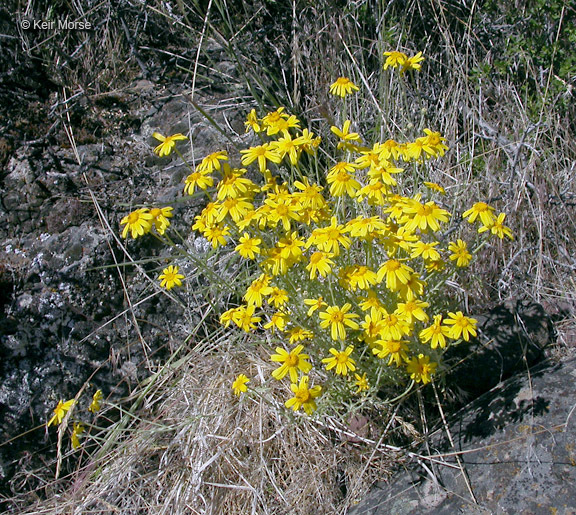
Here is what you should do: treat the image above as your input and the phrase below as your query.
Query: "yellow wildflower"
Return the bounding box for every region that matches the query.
[419,314,451,349]
[232,374,250,396]
[120,208,153,239]
[319,303,360,341]
[159,265,185,290]
[88,389,103,413]
[406,354,437,384]
[271,344,312,382]
[71,422,84,449]
[152,132,187,157]
[354,373,369,393]
[197,151,228,174]
[47,399,75,427]
[462,202,496,226]
[373,339,409,367]
[448,239,472,267]
[443,311,478,341]
[478,213,513,240]
[149,206,173,235]
[322,345,356,376]
[285,376,322,415]
[329,77,360,98]
[383,50,407,70]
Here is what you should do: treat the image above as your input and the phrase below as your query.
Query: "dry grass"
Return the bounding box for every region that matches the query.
[27,344,405,514]
[5,0,576,513]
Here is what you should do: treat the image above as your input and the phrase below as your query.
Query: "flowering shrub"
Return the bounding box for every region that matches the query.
[121,53,512,416]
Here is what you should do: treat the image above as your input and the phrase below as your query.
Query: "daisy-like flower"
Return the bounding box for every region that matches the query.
[373,339,409,367]
[244,274,273,306]
[263,311,290,333]
[271,344,312,382]
[330,120,362,148]
[88,389,103,413]
[184,170,214,195]
[419,314,451,349]
[152,132,187,157]
[159,265,185,290]
[304,296,327,317]
[422,129,448,157]
[399,273,426,302]
[403,200,450,232]
[410,241,441,261]
[285,376,322,415]
[268,287,289,308]
[327,167,361,197]
[448,239,472,267]
[264,196,301,232]
[149,206,173,235]
[329,77,360,98]
[424,181,445,193]
[406,354,437,384]
[379,311,411,341]
[219,306,242,328]
[203,223,230,248]
[293,178,326,210]
[354,373,369,393]
[377,259,414,291]
[120,208,153,239]
[235,234,261,260]
[287,327,314,344]
[478,213,513,240]
[311,216,352,256]
[232,374,250,396]
[322,345,356,376]
[216,166,255,200]
[395,299,430,324]
[233,304,261,332]
[347,265,379,291]
[462,202,496,226]
[71,422,84,449]
[197,150,228,174]
[47,399,75,427]
[306,251,335,280]
[359,290,386,319]
[383,50,407,70]
[443,311,477,341]
[400,52,424,74]
[245,109,261,133]
[319,303,360,341]
[240,143,282,173]
[270,134,301,165]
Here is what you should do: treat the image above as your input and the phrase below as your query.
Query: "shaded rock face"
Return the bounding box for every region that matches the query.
[0,69,247,502]
[443,299,554,402]
[350,357,576,514]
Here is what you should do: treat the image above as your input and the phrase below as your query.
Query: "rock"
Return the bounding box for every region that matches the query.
[349,356,576,514]
[0,72,249,505]
[443,299,554,401]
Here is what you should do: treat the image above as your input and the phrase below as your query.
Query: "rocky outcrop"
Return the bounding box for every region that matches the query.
[350,355,576,514]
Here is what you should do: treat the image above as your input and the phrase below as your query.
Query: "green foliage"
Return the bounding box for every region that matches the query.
[472,0,575,118]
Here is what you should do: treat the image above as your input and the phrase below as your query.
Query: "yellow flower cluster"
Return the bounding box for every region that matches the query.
[173,100,511,415]
[133,54,513,415]
[120,206,173,239]
[46,389,103,451]
[383,50,425,73]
